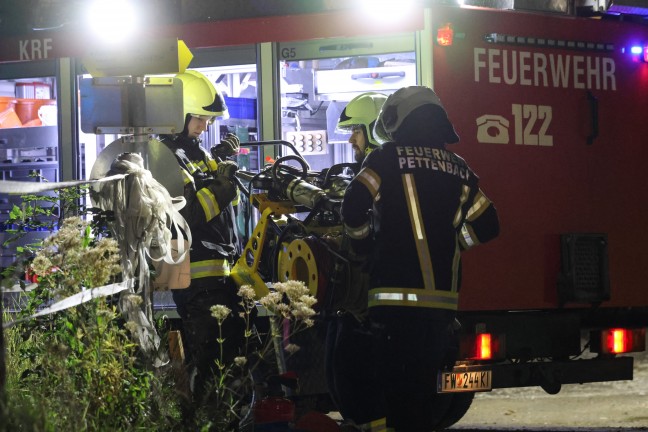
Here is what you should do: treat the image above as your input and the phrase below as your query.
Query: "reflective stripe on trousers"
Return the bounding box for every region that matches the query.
[368,287,458,310]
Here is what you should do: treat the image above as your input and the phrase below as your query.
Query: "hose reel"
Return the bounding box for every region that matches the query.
[277,236,334,309]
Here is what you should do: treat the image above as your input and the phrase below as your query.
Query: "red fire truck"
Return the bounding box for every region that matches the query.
[1,1,647,427]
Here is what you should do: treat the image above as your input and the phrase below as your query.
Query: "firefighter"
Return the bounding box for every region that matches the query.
[326,91,388,427]
[340,86,500,431]
[336,91,389,166]
[158,70,246,411]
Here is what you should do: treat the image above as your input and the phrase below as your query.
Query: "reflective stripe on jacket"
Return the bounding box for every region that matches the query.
[190,259,231,278]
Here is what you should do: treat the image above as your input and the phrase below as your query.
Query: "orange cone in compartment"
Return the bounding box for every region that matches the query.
[0,107,22,128]
[0,96,16,112]
[14,98,56,125]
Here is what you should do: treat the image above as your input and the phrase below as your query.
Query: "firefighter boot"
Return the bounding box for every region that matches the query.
[359,417,388,431]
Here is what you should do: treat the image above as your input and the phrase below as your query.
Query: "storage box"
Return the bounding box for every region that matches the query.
[224,97,257,120]
[15,82,52,99]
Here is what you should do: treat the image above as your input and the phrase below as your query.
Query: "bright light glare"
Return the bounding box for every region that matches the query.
[358,0,416,24]
[86,0,137,44]
[630,45,643,55]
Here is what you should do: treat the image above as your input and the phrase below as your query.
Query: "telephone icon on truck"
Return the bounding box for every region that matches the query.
[476,114,509,144]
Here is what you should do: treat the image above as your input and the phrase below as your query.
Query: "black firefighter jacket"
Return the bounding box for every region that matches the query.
[161,135,240,288]
[341,141,500,315]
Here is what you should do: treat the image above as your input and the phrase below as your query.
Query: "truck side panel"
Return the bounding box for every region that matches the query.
[431,6,648,311]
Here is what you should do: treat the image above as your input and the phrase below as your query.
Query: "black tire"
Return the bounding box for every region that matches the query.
[433,392,475,431]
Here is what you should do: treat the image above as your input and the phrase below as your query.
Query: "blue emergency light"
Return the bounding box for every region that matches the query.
[630,45,643,54]
[621,44,648,62]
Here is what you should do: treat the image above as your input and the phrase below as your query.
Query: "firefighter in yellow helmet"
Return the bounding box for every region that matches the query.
[341,86,500,431]
[336,91,388,166]
[159,70,247,418]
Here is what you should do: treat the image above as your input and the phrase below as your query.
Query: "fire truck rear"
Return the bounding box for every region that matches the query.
[424,3,648,415]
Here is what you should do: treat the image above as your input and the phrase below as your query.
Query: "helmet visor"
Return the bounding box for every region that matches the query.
[190,114,215,124]
[334,122,358,135]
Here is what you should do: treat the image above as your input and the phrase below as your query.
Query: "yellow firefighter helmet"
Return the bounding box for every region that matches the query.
[175,70,229,120]
[336,92,388,147]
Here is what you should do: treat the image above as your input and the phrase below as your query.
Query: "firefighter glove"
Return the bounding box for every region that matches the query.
[211,133,241,159]
[208,177,237,210]
[216,160,239,179]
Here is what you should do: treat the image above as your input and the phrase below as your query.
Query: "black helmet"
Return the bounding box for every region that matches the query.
[373,86,459,145]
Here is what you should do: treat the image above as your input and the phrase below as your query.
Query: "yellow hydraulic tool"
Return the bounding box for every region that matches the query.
[231,206,275,298]
[231,192,297,298]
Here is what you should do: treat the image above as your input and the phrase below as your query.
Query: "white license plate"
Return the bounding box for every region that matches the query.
[438,370,492,393]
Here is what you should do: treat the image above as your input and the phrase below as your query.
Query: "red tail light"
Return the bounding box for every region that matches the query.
[610,329,628,353]
[592,328,646,354]
[460,332,504,360]
[477,333,492,360]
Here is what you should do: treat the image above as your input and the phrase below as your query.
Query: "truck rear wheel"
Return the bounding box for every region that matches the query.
[433,392,475,431]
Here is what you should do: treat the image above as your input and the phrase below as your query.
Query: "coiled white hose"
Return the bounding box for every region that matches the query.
[95,152,191,367]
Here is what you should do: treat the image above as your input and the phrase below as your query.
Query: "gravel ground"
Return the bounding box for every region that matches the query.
[450,349,648,431]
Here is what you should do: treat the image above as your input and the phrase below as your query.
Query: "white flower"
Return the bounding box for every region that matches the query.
[284,343,300,354]
[273,303,291,318]
[298,295,317,308]
[273,280,310,302]
[258,280,318,321]
[210,304,232,321]
[291,303,315,320]
[259,292,282,308]
[237,285,257,301]
[234,356,247,367]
